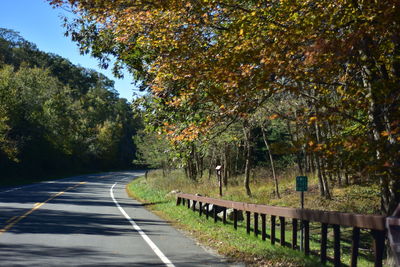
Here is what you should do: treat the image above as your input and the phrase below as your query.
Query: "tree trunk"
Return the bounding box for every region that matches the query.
[187,144,197,181]
[315,153,325,197]
[336,167,342,187]
[262,127,280,198]
[314,108,331,199]
[223,142,229,187]
[344,168,350,186]
[360,36,400,215]
[287,119,304,175]
[243,121,252,197]
[234,142,241,175]
[208,148,215,180]
[304,150,310,173]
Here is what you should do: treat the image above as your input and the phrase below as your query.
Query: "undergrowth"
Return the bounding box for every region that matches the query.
[143,168,380,214]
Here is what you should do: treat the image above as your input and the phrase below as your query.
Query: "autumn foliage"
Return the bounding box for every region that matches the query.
[49,0,400,214]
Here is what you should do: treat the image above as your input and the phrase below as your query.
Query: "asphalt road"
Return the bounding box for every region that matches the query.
[0,171,240,266]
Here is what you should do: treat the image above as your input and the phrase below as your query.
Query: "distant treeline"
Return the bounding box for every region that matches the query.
[0,28,140,180]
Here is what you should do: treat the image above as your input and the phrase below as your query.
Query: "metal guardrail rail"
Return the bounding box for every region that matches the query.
[177,193,387,267]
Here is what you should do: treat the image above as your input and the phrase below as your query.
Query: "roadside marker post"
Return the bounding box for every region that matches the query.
[216,165,223,196]
[296,176,308,251]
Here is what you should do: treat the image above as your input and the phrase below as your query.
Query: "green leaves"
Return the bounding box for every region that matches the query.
[0,30,139,177]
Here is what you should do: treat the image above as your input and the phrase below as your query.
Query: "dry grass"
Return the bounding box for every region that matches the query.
[145,167,381,215]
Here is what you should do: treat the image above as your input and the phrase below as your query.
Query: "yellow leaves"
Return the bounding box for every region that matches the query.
[239,28,244,36]
[336,85,345,95]
[308,116,317,124]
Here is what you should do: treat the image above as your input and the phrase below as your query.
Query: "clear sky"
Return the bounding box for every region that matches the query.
[0,0,139,101]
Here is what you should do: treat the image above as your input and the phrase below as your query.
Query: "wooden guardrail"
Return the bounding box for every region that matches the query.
[387,204,400,267]
[176,193,387,267]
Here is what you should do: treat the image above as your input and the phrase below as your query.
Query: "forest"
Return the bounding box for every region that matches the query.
[0,28,140,182]
[4,0,388,217]
[48,0,400,215]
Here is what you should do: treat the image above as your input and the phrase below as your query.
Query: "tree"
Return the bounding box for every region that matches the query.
[0,29,139,179]
[49,0,400,214]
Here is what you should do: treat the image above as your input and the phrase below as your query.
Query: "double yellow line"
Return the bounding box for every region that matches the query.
[0,181,87,235]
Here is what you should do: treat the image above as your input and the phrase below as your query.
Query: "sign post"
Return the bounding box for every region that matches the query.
[296,176,308,251]
[216,165,223,196]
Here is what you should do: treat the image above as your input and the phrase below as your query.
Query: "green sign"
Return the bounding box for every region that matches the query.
[296,176,308,192]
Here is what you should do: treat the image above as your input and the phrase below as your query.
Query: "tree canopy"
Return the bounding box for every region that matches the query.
[49,0,400,214]
[0,28,139,180]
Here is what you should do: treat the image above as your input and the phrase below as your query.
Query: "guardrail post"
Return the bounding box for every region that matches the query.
[280,217,285,246]
[321,223,328,264]
[333,224,341,267]
[192,200,196,211]
[372,230,385,267]
[261,214,266,241]
[304,221,310,255]
[350,227,360,267]
[176,192,387,267]
[234,209,238,230]
[292,219,298,249]
[271,215,276,245]
[246,211,251,234]
[254,213,259,237]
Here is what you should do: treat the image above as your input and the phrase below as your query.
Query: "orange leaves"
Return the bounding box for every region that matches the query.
[307,140,327,152]
[269,114,279,120]
[164,120,213,144]
[381,131,390,137]
[240,64,255,77]
[50,0,400,186]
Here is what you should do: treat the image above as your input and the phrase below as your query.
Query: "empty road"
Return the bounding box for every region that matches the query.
[0,171,238,266]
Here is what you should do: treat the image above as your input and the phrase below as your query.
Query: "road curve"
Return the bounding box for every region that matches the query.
[0,171,240,266]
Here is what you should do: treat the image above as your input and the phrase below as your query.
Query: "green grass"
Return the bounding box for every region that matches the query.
[126,170,383,266]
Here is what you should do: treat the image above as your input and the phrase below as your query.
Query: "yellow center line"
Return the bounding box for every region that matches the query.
[0,181,87,236]
[5,216,18,224]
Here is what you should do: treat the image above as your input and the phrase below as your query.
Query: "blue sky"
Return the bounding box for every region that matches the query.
[0,0,139,101]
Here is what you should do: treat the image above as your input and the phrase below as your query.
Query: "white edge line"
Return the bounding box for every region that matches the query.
[110,183,175,267]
